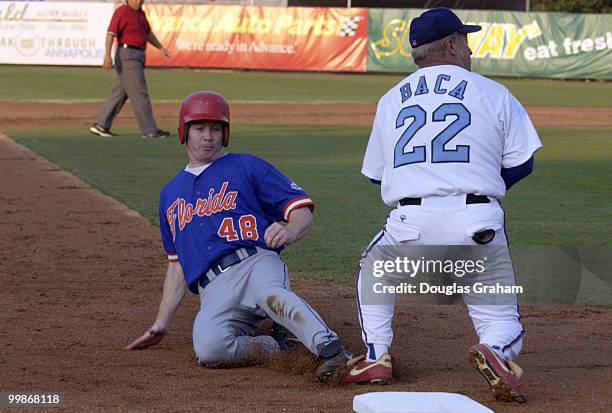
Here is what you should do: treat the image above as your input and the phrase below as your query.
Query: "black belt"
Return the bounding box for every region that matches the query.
[198,246,258,289]
[120,43,145,51]
[399,194,491,206]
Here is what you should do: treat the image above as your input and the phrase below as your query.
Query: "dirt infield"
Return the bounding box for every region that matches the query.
[1,100,612,130]
[1,100,611,412]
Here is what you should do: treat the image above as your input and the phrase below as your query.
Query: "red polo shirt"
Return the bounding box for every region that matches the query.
[107,4,151,49]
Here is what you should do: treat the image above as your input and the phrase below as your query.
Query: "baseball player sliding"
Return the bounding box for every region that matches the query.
[126,91,350,380]
[345,8,542,403]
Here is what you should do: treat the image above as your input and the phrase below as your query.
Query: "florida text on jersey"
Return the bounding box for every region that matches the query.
[158,153,314,293]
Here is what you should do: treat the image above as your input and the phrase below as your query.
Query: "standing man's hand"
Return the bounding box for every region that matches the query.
[147,32,171,59]
[102,54,113,70]
[102,34,114,70]
[161,47,172,59]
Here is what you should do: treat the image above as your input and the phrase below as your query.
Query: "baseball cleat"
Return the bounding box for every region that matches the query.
[269,322,300,352]
[468,344,527,403]
[314,339,352,381]
[344,353,392,384]
[89,124,116,138]
[142,129,170,139]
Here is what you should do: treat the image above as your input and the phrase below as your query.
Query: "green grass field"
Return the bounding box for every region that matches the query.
[2,65,612,106]
[3,66,611,304]
[8,126,612,288]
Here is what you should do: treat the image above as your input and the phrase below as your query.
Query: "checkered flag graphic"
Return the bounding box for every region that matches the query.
[339,16,362,37]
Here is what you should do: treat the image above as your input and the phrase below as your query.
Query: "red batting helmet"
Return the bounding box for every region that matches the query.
[178,91,230,145]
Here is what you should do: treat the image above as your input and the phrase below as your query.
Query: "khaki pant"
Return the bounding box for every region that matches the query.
[95,47,158,134]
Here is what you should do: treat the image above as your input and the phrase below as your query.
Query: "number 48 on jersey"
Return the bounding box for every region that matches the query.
[218,215,259,241]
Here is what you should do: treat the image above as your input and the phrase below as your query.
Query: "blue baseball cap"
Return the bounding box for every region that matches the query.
[409,8,481,48]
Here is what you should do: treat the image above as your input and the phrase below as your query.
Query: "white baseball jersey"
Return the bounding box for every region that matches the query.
[362,64,542,206]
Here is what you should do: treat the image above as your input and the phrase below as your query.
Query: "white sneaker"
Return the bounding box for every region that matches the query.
[89,124,116,138]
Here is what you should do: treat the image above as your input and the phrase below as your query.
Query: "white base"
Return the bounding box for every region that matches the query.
[353,392,493,413]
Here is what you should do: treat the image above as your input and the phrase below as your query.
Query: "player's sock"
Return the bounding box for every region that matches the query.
[489,344,509,361]
[367,344,389,361]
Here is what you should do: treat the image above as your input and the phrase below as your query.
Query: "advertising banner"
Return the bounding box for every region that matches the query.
[0,1,114,65]
[144,5,368,72]
[368,9,612,79]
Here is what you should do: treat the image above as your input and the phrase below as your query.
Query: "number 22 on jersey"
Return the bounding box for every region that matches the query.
[218,215,259,241]
[394,102,471,167]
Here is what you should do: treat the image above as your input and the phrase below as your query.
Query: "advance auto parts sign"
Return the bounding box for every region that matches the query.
[368,9,612,79]
[0,1,114,65]
[145,5,368,72]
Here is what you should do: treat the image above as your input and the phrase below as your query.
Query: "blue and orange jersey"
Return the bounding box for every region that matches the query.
[158,153,314,293]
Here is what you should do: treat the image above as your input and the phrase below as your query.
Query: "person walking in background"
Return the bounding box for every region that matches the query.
[89,0,171,139]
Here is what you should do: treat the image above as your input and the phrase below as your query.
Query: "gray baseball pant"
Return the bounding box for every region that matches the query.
[193,248,338,365]
[95,47,158,134]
